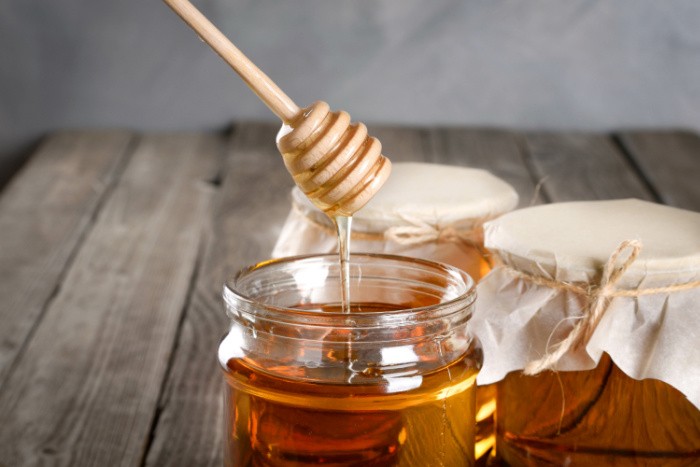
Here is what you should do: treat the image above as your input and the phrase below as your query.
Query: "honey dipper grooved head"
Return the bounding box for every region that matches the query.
[276,101,392,217]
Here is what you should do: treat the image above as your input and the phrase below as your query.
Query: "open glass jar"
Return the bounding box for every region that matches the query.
[219,254,481,466]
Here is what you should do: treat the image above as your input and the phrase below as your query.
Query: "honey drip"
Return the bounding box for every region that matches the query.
[333,215,352,314]
[496,353,700,466]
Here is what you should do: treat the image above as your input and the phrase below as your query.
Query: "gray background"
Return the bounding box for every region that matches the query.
[2,0,700,180]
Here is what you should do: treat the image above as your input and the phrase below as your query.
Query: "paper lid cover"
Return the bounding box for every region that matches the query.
[293,162,518,232]
[484,199,700,283]
[474,198,700,408]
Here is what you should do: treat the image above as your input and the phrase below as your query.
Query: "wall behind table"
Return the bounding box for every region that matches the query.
[2,0,699,184]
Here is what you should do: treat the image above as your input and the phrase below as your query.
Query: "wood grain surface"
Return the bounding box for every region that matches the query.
[0,133,219,466]
[431,128,540,206]
[524,133,654,203]
[0,127,696,466]
[617,130,700,210]
[370,126,434,164]
[0,131,133,386]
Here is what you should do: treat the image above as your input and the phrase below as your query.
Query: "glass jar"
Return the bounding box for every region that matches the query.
[219,253,481,466]
[472,199,700,466]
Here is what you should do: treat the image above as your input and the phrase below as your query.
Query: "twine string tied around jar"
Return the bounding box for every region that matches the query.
[376,214,494,266]
[384,214,483,245]
[504,239,700,375]
[293,200,493,264]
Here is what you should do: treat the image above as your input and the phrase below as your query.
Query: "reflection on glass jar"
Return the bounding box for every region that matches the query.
[220,254,482,466]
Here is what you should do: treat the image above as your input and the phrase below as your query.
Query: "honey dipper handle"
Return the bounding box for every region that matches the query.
[164,0,300,122]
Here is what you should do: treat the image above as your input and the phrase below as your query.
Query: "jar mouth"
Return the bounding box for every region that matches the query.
[223,253,475,329]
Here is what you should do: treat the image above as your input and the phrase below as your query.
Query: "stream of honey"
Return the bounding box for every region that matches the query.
[333,215,352,315]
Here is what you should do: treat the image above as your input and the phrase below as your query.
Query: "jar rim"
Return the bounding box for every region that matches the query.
[223,253,475,328]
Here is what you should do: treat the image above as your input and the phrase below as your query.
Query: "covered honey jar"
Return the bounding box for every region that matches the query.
[473,199,700,466]
[273,162,519,283]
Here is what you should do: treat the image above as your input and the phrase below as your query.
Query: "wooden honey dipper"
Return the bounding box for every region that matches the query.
[164,0,391,216]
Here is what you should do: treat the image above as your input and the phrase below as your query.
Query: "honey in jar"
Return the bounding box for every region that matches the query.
[497,354,700,465]
[220,254,482,466]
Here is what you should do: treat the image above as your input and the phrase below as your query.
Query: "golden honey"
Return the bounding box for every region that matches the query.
[496,354,700,466]
[224,349,477,466]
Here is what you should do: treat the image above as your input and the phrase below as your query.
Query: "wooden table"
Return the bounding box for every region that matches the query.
[0,125,698,466]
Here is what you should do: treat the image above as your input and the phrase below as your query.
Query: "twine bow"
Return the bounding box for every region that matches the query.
[518,239,700,375]
[383,214,493,267]
[384,215,483,246]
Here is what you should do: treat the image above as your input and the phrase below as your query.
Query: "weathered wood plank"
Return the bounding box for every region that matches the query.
[0,131,133,385]
[144,123,293,466]
[524,133,654,202]
[430,128,542,206]
[0,133,221,467]
[370,125,433,163]
[616,130,700,210]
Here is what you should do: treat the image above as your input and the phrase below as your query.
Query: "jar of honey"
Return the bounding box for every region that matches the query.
[473,199,700,466]
[219,253,482,466]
